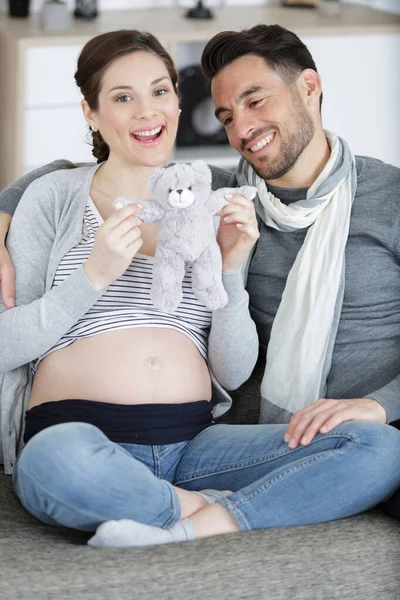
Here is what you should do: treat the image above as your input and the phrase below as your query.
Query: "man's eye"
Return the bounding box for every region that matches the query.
[154,89,167,96]
[224,116,233,126]
[250,99,262,108]
[116,95,132,103]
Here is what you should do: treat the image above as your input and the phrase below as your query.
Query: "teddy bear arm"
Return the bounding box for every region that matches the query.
[205,189,231,214]
[139,200,164,223]
[207,186,258,214]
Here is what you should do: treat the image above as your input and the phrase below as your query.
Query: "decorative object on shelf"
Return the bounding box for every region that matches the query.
[8,0,31,18]
[183,1,214,20]
[41,0,72,30]
[74,0,98,20]
[177,65,229,148]
[282,0,320,6]
[318,0,340,16]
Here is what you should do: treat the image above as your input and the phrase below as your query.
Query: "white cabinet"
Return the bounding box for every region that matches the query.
[25,45,82,107]
[23,44,94,171]
[24,107,93,168]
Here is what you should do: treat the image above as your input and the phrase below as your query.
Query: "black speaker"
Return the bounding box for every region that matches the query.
[176,64,229,148]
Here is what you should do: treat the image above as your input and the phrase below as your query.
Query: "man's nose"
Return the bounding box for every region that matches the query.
[233,113,256,141]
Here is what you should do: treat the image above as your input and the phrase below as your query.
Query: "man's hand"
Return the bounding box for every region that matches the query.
[284,397,387,449]
[217,193,259,273]
[0,243,15,308]
[0,213,15,308]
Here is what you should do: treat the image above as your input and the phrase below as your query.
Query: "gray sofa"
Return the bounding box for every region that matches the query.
[1,366,400,600]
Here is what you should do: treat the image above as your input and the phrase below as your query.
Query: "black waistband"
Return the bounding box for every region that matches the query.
[24,399,214,446]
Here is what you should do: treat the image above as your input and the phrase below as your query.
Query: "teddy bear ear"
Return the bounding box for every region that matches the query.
[148,167,166,192]
[191,160,212,183]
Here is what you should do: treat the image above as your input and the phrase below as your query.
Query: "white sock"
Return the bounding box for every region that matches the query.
[88,518,196,548]
[193,489,233,504]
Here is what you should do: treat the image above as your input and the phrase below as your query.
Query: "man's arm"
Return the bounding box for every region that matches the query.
[0,160,75,217]
[0,160,76,307]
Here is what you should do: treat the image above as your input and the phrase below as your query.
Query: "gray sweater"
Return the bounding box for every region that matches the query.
[0,164,258,474]
[247,156,400,425]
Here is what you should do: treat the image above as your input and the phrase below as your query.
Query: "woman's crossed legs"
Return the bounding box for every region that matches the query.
[13,420,400,546]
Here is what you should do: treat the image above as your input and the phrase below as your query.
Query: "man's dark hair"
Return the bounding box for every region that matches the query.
[201,24,322,108]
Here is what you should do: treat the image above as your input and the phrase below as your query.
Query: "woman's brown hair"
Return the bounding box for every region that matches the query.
[74,30,179,162]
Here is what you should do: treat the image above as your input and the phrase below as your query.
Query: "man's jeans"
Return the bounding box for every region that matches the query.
[13,421,400,532]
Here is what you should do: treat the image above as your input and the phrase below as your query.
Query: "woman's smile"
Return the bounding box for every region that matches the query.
[130,124,166,147]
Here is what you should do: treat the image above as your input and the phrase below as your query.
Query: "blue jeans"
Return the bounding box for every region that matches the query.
[13,421,400,532]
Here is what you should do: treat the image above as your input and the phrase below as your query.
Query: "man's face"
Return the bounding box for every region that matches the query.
[211,55,315,182]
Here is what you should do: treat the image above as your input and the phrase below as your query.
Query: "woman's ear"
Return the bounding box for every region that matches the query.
[81,99,98,131]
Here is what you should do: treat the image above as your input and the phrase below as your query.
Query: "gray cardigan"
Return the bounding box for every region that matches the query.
[0,164,258,474]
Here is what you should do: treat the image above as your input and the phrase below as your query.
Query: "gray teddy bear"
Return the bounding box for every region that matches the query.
[113,160,256,313]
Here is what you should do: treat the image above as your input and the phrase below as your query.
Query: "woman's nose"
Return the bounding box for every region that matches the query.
[135,99,157,119]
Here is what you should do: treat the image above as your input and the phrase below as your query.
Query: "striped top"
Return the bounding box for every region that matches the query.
[35,198,212,369]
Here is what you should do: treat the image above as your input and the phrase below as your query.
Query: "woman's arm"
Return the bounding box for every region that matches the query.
[0,161,76,308]
[0,161,76,217]
[0,176,104,372]
[208,191,260,389]
[208,270,258,390]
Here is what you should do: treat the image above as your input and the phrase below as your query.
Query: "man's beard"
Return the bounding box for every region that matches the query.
[245,90,314,182]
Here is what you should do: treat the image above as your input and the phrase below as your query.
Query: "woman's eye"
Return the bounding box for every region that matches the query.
[116,95,132,103]
[154,89,168,97]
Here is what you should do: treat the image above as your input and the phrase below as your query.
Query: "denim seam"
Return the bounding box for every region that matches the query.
[153,445,162,479]
[160,482,181,529]
[175,432,355,484]
[230,450,340,509]
[217,497,251,531]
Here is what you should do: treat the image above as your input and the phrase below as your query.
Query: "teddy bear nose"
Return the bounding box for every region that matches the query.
[176,189,183,195]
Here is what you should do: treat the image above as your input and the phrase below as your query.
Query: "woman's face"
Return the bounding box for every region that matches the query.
[83,50,180,167]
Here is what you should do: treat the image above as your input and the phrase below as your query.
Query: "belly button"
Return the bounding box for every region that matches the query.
[147,356,162,371]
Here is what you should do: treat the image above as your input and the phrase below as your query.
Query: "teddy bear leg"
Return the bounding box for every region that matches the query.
[191,243,228,311]
[151,247,186,313]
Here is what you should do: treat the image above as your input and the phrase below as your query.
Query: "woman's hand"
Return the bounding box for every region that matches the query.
[217,193,259,273]
[84,204,143,290]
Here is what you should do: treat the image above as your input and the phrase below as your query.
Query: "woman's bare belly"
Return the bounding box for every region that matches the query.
[28,328,212,410]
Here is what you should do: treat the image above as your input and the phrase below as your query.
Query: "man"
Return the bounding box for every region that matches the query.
[201,24,400,519]
[0,24,399,522]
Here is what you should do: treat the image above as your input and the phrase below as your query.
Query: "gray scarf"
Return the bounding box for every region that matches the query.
[237,132,357,423]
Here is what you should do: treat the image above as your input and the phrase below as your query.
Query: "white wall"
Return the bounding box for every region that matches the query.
[1,0,400,15]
